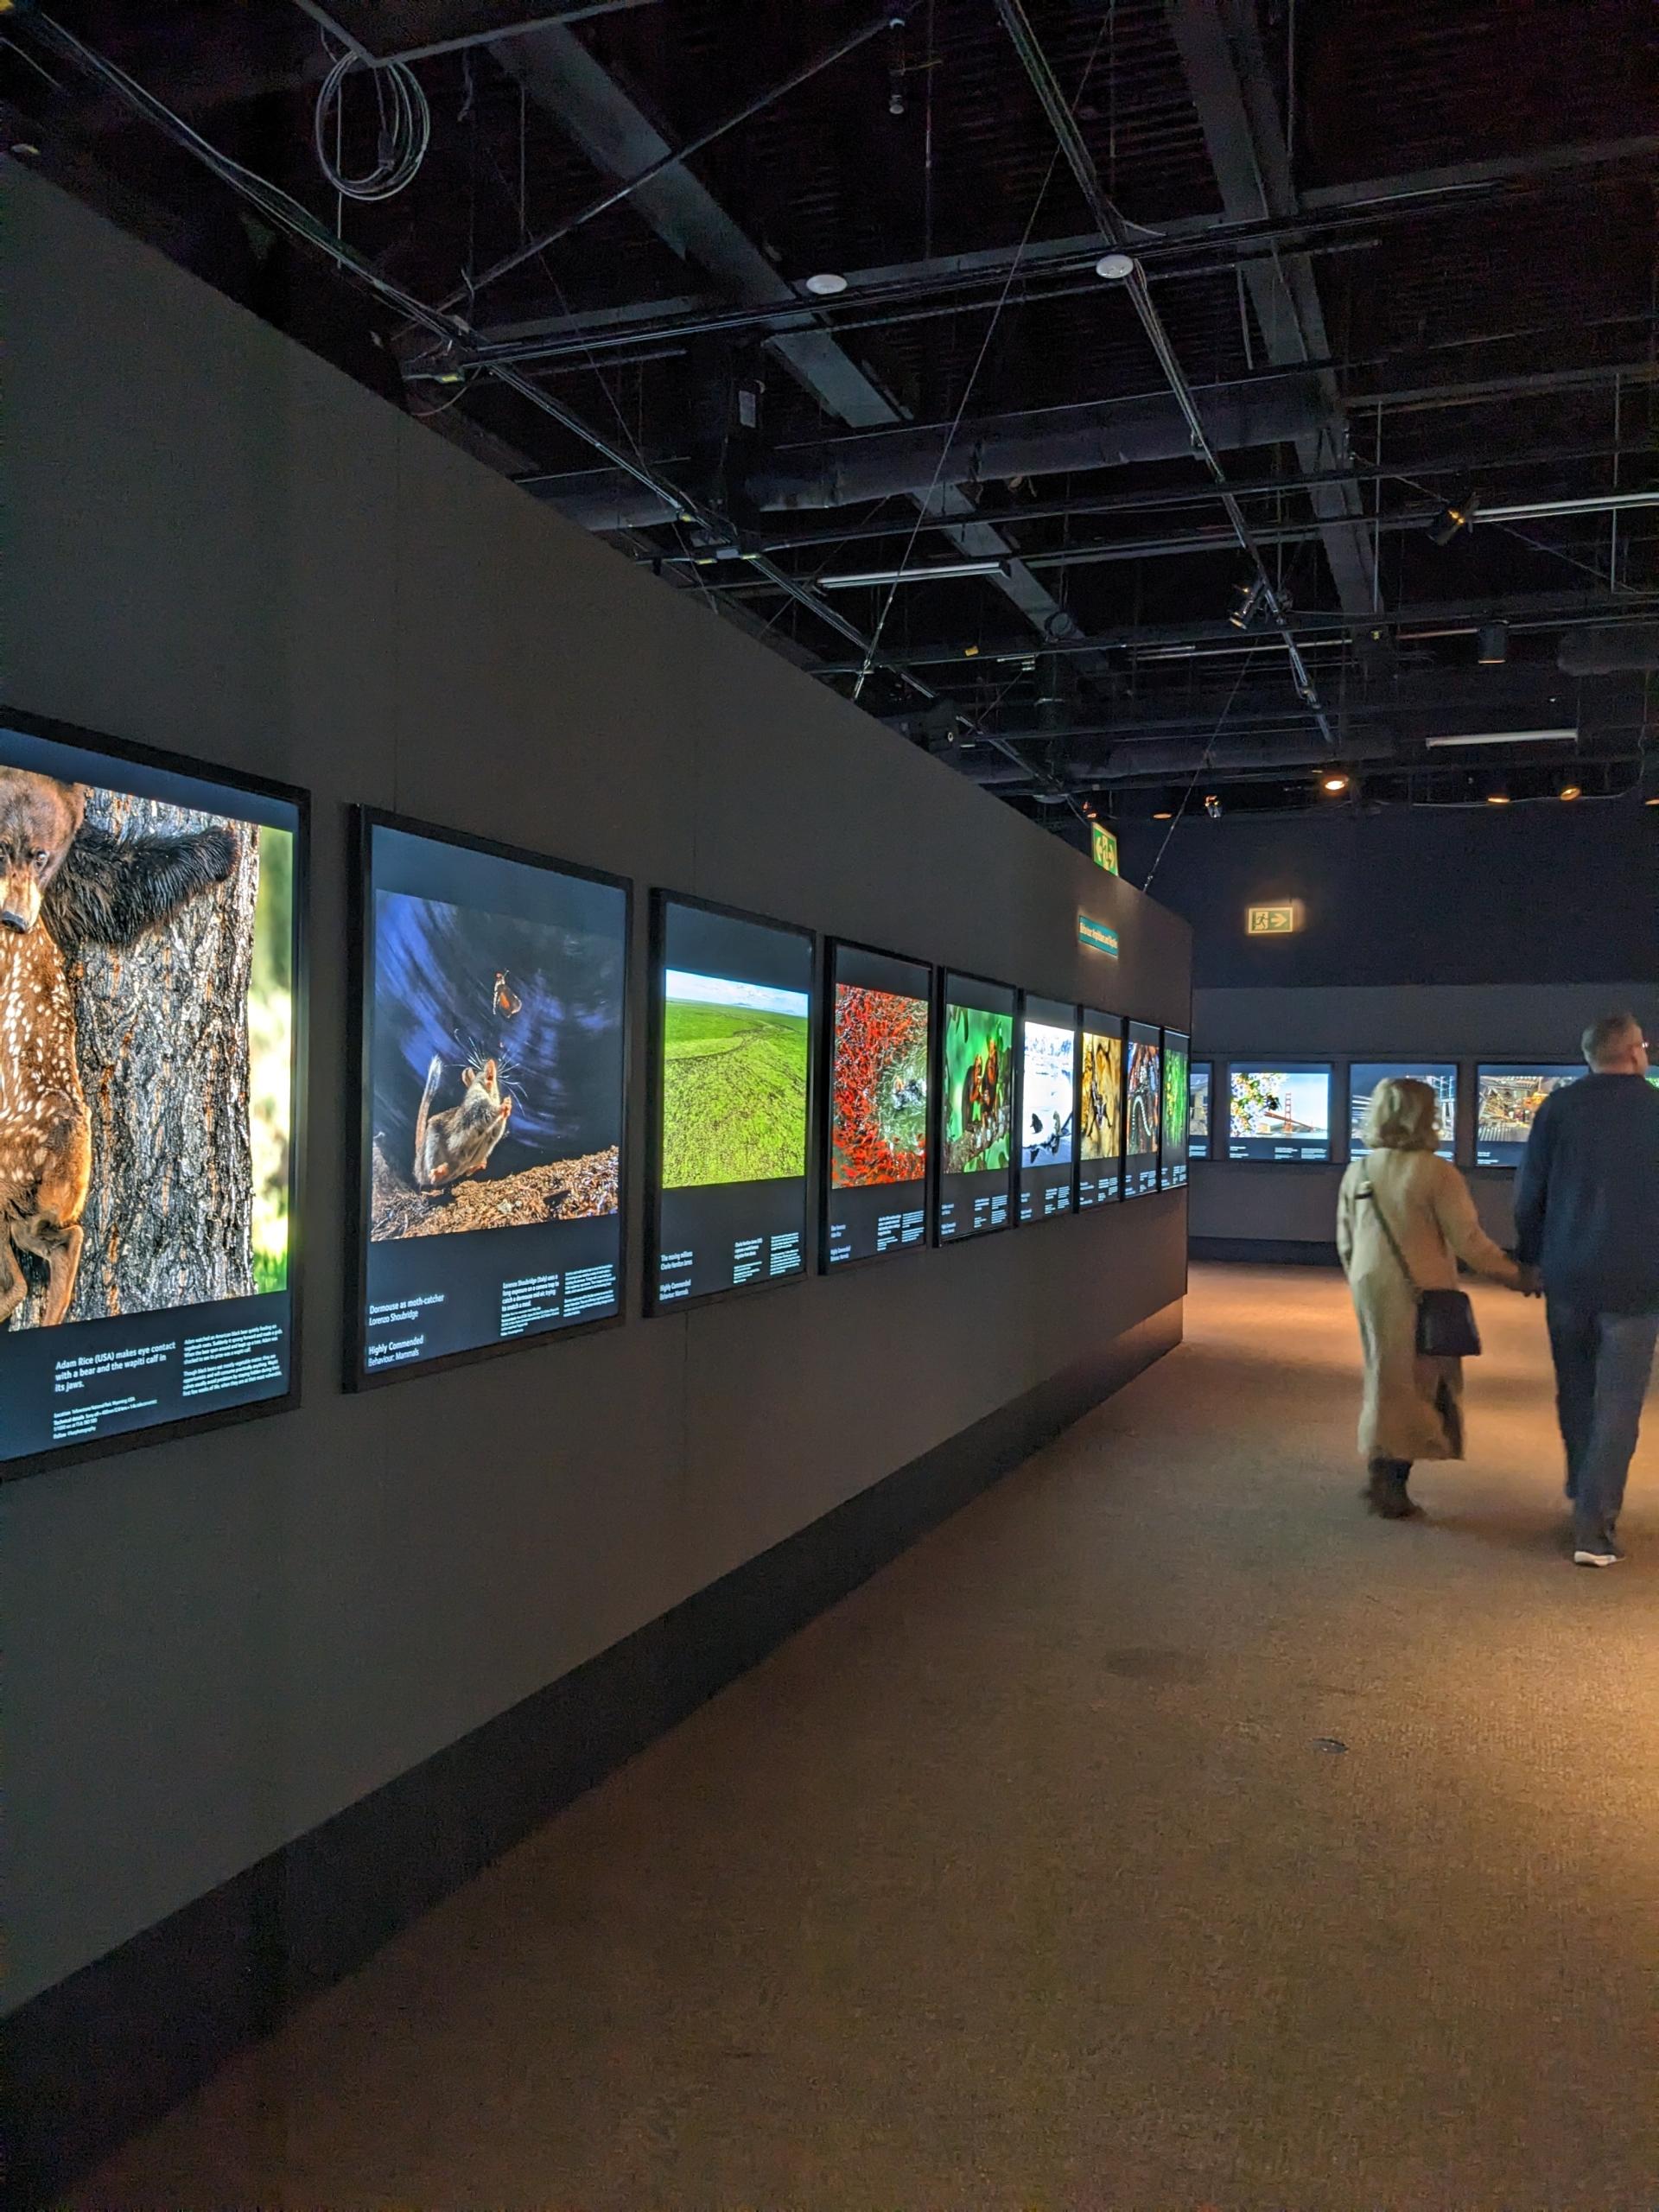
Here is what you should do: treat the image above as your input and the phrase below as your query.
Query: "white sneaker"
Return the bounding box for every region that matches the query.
[1573,1545,1621,1568]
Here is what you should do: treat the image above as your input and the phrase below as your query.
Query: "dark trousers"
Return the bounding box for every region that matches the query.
[1545,1300,1659,1546]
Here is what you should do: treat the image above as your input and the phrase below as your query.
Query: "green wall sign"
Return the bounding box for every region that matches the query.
[1090,823,1119,874]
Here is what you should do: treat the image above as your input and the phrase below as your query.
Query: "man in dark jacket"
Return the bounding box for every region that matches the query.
[1515,1014,1659,1567]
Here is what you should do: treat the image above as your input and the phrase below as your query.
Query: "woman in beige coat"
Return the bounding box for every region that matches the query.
[1337,1077,1529,1517]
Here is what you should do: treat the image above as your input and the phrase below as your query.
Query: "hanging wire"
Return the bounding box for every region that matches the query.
[313,41,431,205]
[1139,655,1255,895]
[850,10,1119,704]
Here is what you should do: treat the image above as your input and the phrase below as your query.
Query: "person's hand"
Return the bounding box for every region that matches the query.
[1516,1263,1543,1298]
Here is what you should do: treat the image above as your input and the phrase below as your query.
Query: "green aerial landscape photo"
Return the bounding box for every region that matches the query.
[661,971,810,1187]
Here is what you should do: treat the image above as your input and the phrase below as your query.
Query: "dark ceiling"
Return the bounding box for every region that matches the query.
[8,0,1657,835]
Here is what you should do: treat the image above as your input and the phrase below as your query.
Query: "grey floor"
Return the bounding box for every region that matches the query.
[75,1265,1659,2209]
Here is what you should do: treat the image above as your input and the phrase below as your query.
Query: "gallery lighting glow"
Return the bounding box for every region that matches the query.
[1486,787,1511,805]
[820,559,1007,589]
[1424,728,1577,749]
[1320,772,1350,793]
[1558,782,1583,801]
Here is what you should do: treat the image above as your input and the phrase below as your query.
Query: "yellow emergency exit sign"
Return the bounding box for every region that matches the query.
[1247,901,1301,936]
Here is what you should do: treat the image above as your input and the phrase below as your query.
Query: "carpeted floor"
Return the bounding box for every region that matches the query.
[73,1264,1659,2210]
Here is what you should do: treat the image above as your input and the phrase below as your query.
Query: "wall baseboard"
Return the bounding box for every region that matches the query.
[0,1299,1179,2207]
[1190,1237,1342,1266]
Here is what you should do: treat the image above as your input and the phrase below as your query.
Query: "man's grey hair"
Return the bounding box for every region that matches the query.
[1581,1012,1641,1068]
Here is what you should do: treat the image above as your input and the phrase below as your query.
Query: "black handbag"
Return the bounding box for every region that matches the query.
[1360,1182,1483,1358]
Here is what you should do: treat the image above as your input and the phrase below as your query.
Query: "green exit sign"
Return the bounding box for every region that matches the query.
[1247,901,1301,936]
[1077,914,1120,957]
[1090,823,1119,874]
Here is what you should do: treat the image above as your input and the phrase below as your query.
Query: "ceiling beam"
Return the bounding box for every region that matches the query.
[489,22,1089,650]
[1166,0,1376,616]
[467,133,1659,365]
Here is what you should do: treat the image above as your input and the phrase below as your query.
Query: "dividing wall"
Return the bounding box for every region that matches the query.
[1120,808,1657,1260]
[0,167,1189,2192]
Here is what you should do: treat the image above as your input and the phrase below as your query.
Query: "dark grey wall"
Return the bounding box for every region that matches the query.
[0,170,1189,2012]
[1188,983,1658,1251]
[1117,804,1658,991]
[1112,749,1656,1254]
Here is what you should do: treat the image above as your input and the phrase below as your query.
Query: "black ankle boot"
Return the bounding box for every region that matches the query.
[1364,1459,1420,1518]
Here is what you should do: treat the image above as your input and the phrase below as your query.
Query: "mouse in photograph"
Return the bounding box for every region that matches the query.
[413,1055,512,1192]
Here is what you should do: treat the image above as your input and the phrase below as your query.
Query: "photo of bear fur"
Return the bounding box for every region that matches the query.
[369,885,624,1242]
[0,760,293,1332]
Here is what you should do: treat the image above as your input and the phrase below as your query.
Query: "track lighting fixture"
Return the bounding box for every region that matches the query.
[1559,781,1583,802]
[1204,793,1222,819]
[1320,772,1350,794]
[1477,619,1509,664]
[1228,576,1268,631]
[1485,781,1510,805]
[1427,490,1478,546]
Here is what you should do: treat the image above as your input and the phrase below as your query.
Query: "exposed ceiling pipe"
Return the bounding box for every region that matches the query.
[972,733,1398,785]
[523,373,1330,529]
[990,0,1334,746]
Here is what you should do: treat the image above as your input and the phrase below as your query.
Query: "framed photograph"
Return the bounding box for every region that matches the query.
[1016,994,1079,1223]
[648,892,815,1308]
[1,708,306,1474]
[1077,1014,1124,1206]
[350,811,628,1386]
[934,971,1017,1243]
[823,940,931,1268]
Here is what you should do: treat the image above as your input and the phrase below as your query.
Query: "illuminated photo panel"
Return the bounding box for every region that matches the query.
[1124,1021,1162,1197]
[826,943,930,1265]
[1018,995,1078,1222]
[936,973,1015,1243]
[1474,1063,1581,1168]
[1228,1063,1333,1161]
[1189,1062,1211,1160]
[1161,1030,1191,1189]
[1077,1016,1123,1206]
[652,897,812,1304]
[356,817,626,1381]
[1349,1062,1458,1161]
[2,713,302,1470]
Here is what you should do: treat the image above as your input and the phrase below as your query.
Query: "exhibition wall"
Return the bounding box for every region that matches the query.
[0,153,1189,2147]
[1115,806,1657,1258]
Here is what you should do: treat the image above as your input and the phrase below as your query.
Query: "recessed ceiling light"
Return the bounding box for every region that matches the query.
[802,271,849,297]
[1095,251,1136,282]
[1559,782,1583,801]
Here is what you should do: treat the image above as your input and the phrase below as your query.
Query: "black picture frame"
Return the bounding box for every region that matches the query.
[645,887,817,1314]
[1123,1019,1164,1198]
[1470,1058,1585,1172]
[931,966,1019,1247]
[346,806,632,1391]
[1077,1008,1126,1207]
[1344,1058,1461,1165]
[1187,1058,1213,1162]
[1015,991,1082,1225]
[0,703,310,1480]
[1223,1058,1337,1164]
[819,936,933,1274]
[1160,1027,1192,1190]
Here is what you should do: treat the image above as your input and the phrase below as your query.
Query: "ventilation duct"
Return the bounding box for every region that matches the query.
[971,732,1395,787]
[523,372,1329,531]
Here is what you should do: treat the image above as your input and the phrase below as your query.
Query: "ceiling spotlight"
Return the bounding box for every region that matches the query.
[1228,576,1268,631]
[1427,489,1478,546]
[1486,782,1511,805]
[1477,619,1509,664]
[1204,792,1223,819]
[802,271,849,297]
[1559,781,1583,801]
[1095,251,1136,282]
[1320,772,1350,794]
[1153,809,1173,821]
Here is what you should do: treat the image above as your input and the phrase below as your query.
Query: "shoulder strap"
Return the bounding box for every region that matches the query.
[1358,1178,1420,1294]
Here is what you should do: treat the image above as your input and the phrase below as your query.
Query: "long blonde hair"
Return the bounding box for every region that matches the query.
[1363,1076,1441,1152]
